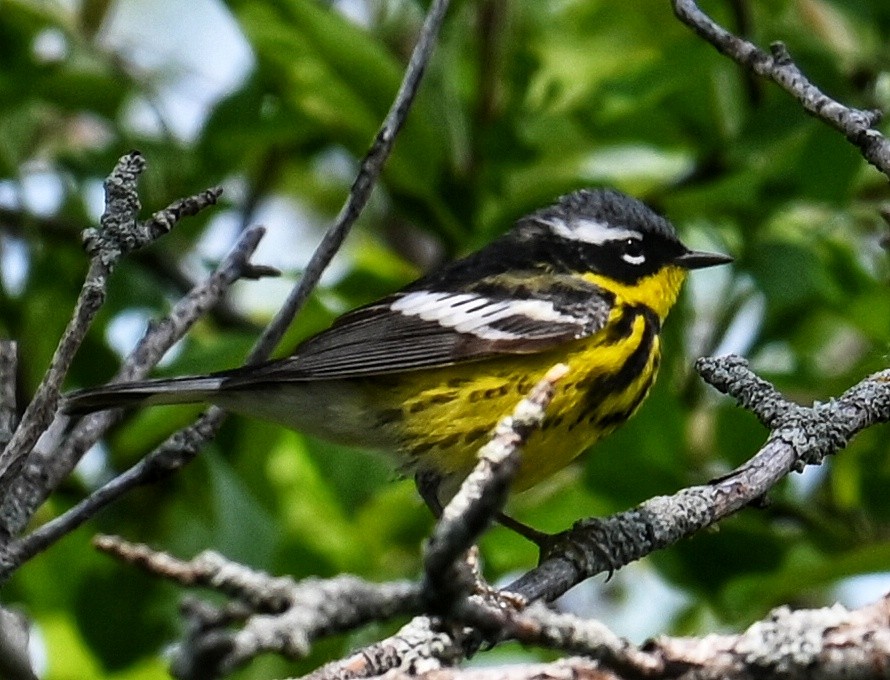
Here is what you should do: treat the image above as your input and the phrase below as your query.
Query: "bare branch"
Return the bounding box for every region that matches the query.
[357,659,617,680]
[296,585,890,680]
[0,226,272,558]
[671,0,890,177]
[89,364,565,677]
[0,409,221,580]
[0,226,273,542]
[85,352,890,678]
[307,594,890,680]
[0,204,266,332]
[649,596,890,680]
[449,601,661,679]
[92,535,422,680]
[0,152,221,499]
[82,152,222,263]
[290,616,468,680]
[0,0,455,575]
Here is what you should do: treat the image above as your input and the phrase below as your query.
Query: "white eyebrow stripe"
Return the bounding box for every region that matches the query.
[545,217,642,245]
[390,291,580,340]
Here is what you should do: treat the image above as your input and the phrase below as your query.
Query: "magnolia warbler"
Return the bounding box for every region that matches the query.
[64,189,731,528]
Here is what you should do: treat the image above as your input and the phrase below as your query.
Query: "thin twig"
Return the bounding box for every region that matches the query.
[672,0,890,177]
[245,0,451,364]
[422,364,568,609]
[0,226,273,541]
[0,0,452,582]
[452,600,662,678]
[93,535,423,679]
[0,410,221,579]
[0,153,221,499]
[88,356,890,677]
[94,364,567,678]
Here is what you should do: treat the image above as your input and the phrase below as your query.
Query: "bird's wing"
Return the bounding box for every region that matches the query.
[222,273,614,385]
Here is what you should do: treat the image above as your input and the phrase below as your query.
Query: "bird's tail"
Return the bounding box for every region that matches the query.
[62,376,225,416]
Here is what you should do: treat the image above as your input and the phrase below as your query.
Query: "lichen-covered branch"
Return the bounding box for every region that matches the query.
[646,595,890,680]
[327,594,890,680]
[1,0,458,576]
[92,362,566,678]
[97,528,890,680]
[304,616,468,680]
[94,534,424,679]
[423,364,568,610]
[92,534,423,679]
[507,356,890,603]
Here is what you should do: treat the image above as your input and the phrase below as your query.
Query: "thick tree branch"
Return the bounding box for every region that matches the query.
[672,0,890,177]
[352,594,890,680]
[102,354,890,679]
[91,532,890,680]
[87,346,890,678]
[506,356,890,603]
[645,595,890,680]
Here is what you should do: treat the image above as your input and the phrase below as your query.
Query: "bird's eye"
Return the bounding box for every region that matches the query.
[621,238,645,265]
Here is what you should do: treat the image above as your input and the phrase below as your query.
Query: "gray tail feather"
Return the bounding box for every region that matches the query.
[62,376,225,416]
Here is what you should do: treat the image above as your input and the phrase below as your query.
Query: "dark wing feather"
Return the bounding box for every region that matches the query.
[221,274,613,385]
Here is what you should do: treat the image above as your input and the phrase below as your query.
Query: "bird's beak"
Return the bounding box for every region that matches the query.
[674,249,734,270]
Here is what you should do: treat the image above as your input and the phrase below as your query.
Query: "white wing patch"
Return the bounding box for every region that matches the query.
[390,291,579,341]
[546,216,641,246]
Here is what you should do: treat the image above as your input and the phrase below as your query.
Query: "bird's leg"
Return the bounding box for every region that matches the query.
[416,470,557,554]
[495,512,556,550]
[415,470,498,596]
[415,469,446,517]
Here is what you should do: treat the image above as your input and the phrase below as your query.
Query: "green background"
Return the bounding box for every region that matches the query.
[1,0,889,677]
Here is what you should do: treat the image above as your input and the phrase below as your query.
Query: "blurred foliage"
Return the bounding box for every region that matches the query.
[1,0,889,677]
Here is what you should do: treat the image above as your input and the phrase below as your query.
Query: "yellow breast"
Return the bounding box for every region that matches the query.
[378,303,662,499]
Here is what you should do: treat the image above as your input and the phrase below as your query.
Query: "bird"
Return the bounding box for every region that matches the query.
[64,188,732,538]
